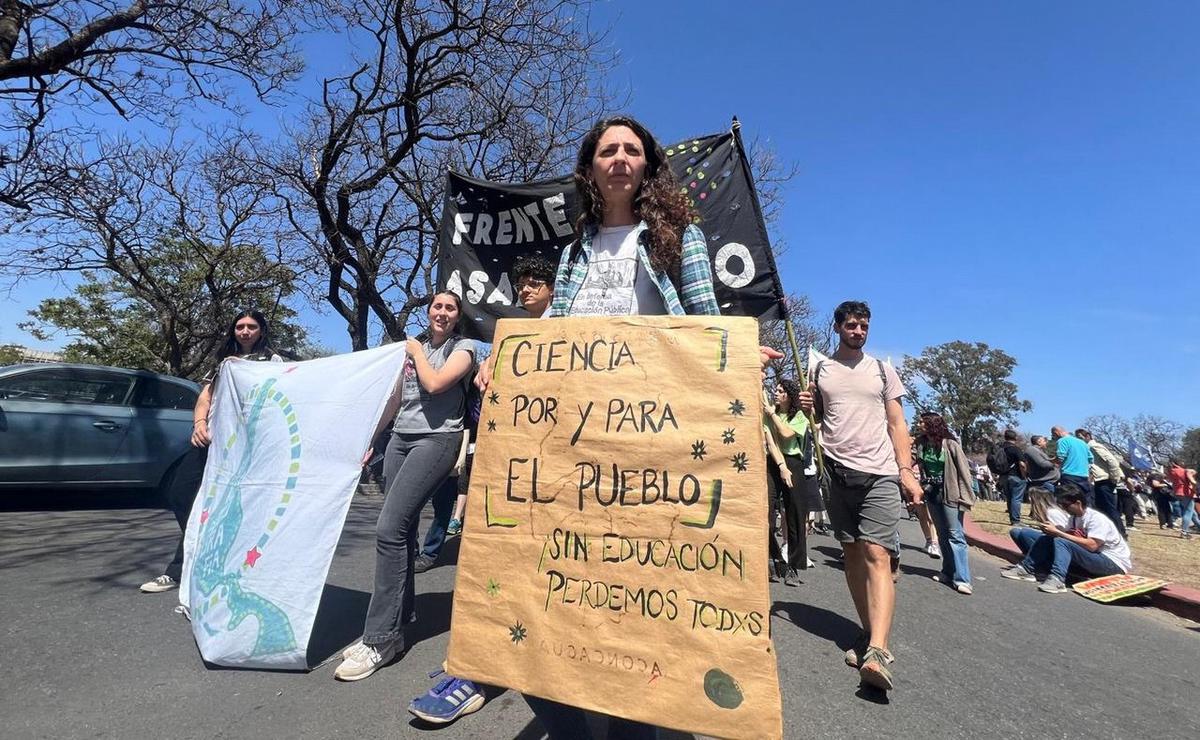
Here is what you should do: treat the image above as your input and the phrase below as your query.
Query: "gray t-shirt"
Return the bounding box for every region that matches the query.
[393,336,477,434]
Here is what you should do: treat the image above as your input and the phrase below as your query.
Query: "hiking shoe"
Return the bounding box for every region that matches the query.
[954,582,973,595]
[408,672,484,724]
[334,640,397,681]
[446,518,463,536]
[858,647,895,691]
[140,575,178,593]
[925,541,941,559]
[783,568,800,587]
[1038,575,1069,594]
[1000,564,1036,582]
[845,635,893,669]
[413,554,436,574]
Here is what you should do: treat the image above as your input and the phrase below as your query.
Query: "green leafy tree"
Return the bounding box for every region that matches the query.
[0,344,22,365]
[898,341,1032,452]
[1180,427,1200,468]
[20,240,308,379]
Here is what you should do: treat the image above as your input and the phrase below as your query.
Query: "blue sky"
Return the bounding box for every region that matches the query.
[3,1,1197,435]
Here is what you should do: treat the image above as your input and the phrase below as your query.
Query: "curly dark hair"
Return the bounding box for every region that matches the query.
[778,379,803,421]
[917,411,956,449]
[573,115,696,275]
[512,254,556,285]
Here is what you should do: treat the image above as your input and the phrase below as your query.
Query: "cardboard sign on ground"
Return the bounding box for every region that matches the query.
[447,316,782,739]
[1072,574,1169,603]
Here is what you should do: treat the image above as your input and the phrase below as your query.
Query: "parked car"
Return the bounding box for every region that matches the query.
[0,363,200,492]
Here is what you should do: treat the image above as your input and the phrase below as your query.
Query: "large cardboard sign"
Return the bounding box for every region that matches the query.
[447,316,782,739]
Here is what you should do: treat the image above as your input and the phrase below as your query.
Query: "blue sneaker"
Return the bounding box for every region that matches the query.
[408,672,484,724]
[446,518,463,536]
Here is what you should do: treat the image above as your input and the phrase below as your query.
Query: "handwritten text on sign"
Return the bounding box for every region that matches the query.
[447,316,782,740]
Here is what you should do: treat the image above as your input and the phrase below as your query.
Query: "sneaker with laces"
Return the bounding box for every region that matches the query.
[1000,564,1036,582]
[924,541,941,559]
[859,646,895,691]
[783,568,800,587]
[140,575,179,593]
[844,634,894,669]
[413,554,436,574]
[334,640,397,681]
[1038,575,1068,594]
[446,518,463,536]
[408,672,485,724]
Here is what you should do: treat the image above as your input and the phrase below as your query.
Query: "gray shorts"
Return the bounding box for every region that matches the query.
[824,459,902,555]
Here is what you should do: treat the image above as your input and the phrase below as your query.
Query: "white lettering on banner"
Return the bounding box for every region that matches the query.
[473,213,495,245]
[488,273,515,305]
[467,271,489,303]
[713,243,755,289]
[544,193,573,237]
[444,269,516,308]
[496,210,514,245]
[449,192,570,247]
[453,213,474,246]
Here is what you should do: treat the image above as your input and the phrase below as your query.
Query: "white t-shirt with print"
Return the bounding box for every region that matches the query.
[570,225,665,316]
[1070,508,1132,573]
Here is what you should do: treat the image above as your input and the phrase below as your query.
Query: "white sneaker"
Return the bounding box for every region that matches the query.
[925,541,941,559]
[341,639,363,659]
[140,575,178,593]
[334,640,397,681]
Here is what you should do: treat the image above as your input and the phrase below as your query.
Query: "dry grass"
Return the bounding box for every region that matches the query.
[970,500,1200,591]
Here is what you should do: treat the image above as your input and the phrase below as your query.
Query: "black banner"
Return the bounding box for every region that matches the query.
[438,130,786,341]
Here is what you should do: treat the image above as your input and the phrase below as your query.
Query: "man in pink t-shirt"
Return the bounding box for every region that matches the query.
[799,300,923,694]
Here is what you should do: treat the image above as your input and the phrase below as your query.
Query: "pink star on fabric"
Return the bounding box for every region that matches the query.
[200,510,209,524]
[245,547,262,567]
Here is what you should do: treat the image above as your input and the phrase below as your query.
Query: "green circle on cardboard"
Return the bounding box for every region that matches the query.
[703,668,744,709]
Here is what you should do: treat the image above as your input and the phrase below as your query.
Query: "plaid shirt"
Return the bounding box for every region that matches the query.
[548,222,720,317]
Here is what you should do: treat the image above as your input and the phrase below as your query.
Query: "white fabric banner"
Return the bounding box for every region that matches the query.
[179,343,406,669]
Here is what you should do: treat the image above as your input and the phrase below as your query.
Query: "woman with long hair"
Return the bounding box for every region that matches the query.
[335,291,478,681]
[548,115,720,318]
[914,412,976,594]
[764,379,822,585]
[525,115,773,740]
[140,310,282,594]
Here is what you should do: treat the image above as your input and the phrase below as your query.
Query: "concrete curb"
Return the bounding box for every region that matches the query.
[963,514,1200,623]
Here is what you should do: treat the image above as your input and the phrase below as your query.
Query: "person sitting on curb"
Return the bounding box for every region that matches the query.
[1008,487,1069,559]
[1000,483,1132,594]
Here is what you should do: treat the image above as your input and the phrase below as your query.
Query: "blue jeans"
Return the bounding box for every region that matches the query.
[1093,479,1125,536]
[1178,497,1197,533]
[926,484,971,585]
[1020,535,1124,581]
[419,475,458,559]
[1060,474,1093,507]
[1009,526,1041,556]
[1003,475,1026,524]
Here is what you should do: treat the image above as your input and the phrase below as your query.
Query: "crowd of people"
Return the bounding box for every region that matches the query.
[132,114,1193,735]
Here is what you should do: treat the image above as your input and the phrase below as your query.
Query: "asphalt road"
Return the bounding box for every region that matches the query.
[1,490,1197,740]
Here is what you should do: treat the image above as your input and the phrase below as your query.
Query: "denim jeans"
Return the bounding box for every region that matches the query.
[419,474,458,560]
[1178,497,1197,533]
[1154,492,1175,527]
[1060,474,1093,506]
[926,484,971,585]
[523,695,657,739]
[1009,526,1041,556]
[1093,479,1125,536]
[1020,534,1124,581]
[362,432,459,647]
[1003,475,1027,524]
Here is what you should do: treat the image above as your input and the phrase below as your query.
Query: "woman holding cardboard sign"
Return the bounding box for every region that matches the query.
[335,292,477,682]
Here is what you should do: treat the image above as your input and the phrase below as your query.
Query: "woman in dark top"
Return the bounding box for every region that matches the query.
[140,310,282,593]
